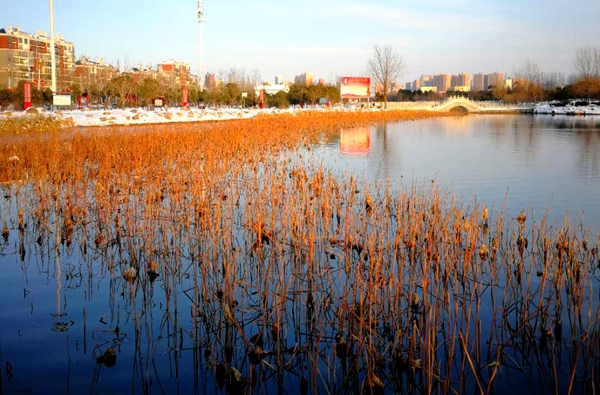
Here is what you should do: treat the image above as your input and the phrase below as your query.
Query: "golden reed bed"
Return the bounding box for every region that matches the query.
[0,110,444,183]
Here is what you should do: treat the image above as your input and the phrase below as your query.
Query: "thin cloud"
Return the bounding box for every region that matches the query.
[315,2,506,34]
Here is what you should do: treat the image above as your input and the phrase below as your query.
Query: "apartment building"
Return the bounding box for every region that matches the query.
[0,25,74,91]
[473,73,486,91]
[410,75,434,91]
[472,72,505,91]
[74,56,119,88]
[451,72,471,91]
[157,60,195,87]
[447,72,470,92]
[486,72,504,89]
[421,75,433,87]
[126,65,157,83]
[433,73,451,93]
[294,72,314,86]
[204,72,221,91]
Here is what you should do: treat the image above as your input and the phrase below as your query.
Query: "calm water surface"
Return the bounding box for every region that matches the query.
[313,114,600,229]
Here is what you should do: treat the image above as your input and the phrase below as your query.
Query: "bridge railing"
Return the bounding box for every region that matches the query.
[369,98,526,111]
[370,101,437,110]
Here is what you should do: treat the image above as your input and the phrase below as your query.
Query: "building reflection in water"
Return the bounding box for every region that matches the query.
[340,127,370,155]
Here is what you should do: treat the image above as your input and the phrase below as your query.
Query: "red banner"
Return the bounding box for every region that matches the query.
[340,77,371,99]
[23,82,32,110]
[182,87,188,107]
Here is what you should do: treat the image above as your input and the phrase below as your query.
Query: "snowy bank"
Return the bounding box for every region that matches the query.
[1,105,389,128]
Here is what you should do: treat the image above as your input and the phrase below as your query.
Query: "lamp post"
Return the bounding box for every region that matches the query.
[49,0,56,93]
[197,0,204,92]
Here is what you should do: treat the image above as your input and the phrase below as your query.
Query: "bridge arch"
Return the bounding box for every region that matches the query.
[448,105,470,114]
[436,97,480,113]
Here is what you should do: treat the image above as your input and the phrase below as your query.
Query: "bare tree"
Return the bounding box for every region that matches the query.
[575,46,600,79]
[541,72,565,90]
[515,59,542,84]
[368,45,404,108]
[514,59,544,102]
[575,46,600,100]
[249,69,262,89]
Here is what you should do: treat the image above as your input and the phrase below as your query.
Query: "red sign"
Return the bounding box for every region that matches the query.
[23,82,32,110]
[182,87,188,107]
[340,77,371,99]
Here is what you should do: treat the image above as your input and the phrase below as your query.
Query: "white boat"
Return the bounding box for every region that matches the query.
[534,100,600,115]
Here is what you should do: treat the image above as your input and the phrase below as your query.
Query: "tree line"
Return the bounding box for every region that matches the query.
[1,69,341,110]
[5,45,597,110]
[370,45,600,105]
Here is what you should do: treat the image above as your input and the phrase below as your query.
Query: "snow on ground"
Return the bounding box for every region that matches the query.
[533,101,600,115]
[1,105,373,128]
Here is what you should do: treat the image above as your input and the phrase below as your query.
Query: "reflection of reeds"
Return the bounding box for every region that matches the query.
[0,111,599,393]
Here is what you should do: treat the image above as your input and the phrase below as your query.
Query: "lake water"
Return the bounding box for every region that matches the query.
[0,114,599,394]
[312,114,600,230]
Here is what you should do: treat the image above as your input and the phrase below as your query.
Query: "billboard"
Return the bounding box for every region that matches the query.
[53,94,72,107]
[340,77,371,99]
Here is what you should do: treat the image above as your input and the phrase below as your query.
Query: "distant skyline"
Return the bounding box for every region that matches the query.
[3,0,599,84]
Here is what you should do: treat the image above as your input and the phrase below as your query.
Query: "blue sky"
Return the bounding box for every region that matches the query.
[3,0,599,84]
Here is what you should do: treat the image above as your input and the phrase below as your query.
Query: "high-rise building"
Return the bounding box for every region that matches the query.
[205,72,218,91]
[275,75,283,85]
[433,73,451,93]
[451,72,470,88]
[473,73,486,91]
[459,73,471,87]
[450,72,471,92]
[451,75,459,88]
[485,72,504,89]
[420,75,433,87]
[412,79,421,91]
[0,25,75,91]
[294,72,314,86]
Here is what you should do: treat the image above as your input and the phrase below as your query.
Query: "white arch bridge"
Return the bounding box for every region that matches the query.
[373,97,530,113]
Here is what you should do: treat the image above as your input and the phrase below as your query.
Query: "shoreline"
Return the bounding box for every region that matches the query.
[1,105,529,129]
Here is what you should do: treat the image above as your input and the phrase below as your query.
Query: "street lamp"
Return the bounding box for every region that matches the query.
[49,0,56,93]
[197,0,204,91]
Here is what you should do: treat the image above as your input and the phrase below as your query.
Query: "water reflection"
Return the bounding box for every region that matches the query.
[317,115,600,228]
[340,127,370,156]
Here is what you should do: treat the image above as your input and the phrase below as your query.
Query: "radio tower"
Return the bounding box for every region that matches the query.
[197,0,204,91]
